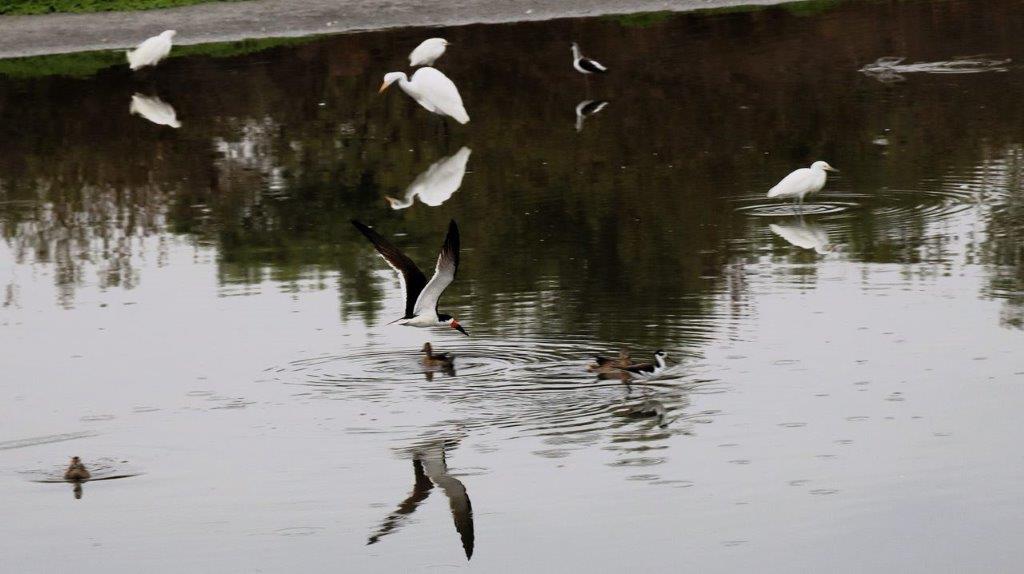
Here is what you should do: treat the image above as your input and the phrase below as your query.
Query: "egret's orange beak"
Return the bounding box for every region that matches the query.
[378,81,390,94]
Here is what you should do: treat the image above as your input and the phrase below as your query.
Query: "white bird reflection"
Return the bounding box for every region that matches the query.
[129,94,181,128]
[387,147,471,210]
[575,99,609,132]
[769,219,834,254]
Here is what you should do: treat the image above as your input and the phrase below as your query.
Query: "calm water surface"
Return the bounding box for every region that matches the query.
[2,1,1023,571]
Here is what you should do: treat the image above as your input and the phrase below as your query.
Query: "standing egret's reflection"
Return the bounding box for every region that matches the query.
[769,219,834,254]
[129,94,181,128]
[367,443,474,560]
[574,100,609,132]
[387,147,472,210]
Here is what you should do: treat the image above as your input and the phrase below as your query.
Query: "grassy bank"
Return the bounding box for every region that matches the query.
[0,0,241,15]
[0,35,313,77]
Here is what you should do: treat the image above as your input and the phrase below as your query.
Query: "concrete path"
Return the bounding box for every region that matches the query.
[0,0,795,58]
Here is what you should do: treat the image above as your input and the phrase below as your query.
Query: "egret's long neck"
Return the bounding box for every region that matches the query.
[571,45,581,60]
[396,76,418,99]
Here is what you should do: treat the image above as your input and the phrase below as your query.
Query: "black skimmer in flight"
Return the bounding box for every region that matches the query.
[351,220,468,335]
[571,42,608,75]
[622,350,668,377]
[575,100,609,132]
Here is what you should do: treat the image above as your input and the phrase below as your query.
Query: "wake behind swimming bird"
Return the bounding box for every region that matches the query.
[859,56,1010,82]
[351,220,468,335]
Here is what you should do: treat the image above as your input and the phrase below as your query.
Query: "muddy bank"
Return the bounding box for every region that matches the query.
[0,0,798,58]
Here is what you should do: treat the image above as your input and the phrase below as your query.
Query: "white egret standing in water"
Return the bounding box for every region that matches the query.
[387,147,472,210]
[409,38,449,67]
[127,30,176,71]
[129,94,181,128]
[767,161,838,207]
[379,68,469,124]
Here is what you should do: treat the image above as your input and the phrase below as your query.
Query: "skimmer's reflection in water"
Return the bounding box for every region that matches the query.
[368,441,474,560]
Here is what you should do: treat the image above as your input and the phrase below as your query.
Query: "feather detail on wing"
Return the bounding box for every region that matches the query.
[351,220,427,318]
[413,220,460,316]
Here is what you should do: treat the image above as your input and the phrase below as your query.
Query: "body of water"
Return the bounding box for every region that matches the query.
[1,1,1022,571]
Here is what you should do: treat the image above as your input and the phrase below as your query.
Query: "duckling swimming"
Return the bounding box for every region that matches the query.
[64,456,90,481]
[421,342,455,368]
[587,348,634,373]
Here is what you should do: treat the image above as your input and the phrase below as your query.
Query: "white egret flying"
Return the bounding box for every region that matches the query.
[409,38,449,67]
[379,68,469,124]
[571,42,607,75]
[127,30,176,71]
[767,161,838,206]
[129,94,181,128]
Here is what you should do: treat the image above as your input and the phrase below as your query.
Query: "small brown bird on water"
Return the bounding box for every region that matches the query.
[64,456,91,481]
[587,349,635,374]
[421,342,455,368]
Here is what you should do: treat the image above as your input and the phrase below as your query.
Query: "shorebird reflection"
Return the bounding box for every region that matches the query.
[575,99,609,132]
[367,444,474,559]
[769,219,834,254]
[387,147,472,210]
[129,93,181,128]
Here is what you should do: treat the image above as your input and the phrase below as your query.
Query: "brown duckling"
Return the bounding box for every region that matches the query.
[64,456,91,481]
[587,348,635,373]
[421,342,455,368]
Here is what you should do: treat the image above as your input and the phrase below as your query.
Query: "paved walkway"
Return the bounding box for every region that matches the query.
[0,0,793,58]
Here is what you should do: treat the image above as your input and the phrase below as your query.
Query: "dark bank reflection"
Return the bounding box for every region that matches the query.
[0,0,1022,339]
[368,442,474,560]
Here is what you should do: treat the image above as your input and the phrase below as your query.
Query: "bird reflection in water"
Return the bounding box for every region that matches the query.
[367,443,474,560]
[769,218,835,254]
[574,100,609,132]
[386,147,472,210]
[129,94,181,128]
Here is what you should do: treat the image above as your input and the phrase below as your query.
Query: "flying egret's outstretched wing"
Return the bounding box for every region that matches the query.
[352,220,427,318]
[413,220,460,316]
[410,68,469,124]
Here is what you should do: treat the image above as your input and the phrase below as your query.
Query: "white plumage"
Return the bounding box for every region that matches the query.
[769,220,833,254]
[767,160,838,203]
[409,38,449,67]
[127,30,176,71]
[379,67,469,124]
[129,94,181,128]
[387,147,472,210]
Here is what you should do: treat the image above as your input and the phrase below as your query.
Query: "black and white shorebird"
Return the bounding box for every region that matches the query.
[351,220,468,335]
[571,42,608,75]
[622,350,668,377]
[575,99,609,132]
